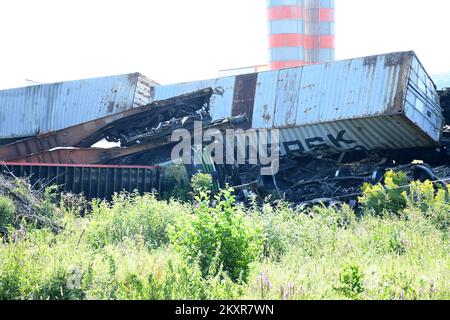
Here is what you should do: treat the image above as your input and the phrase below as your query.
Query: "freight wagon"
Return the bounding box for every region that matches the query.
[0,162,161,200]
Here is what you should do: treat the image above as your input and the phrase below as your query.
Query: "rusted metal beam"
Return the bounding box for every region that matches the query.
[10,115,248,164]
[9,144,172,164]
[0,88,215,161]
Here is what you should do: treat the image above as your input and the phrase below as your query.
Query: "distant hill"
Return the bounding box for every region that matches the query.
[432,72,450,89]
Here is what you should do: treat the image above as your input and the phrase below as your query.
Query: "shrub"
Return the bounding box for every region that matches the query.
[191,173,213,193]
[359,170,409,215]
[334,262,365,299]
[169,186,263,283]
[0,195,16,227]
[161,165,191,201]
[293,206,343,258]
[404,181,450,232]
[38,185,60,220]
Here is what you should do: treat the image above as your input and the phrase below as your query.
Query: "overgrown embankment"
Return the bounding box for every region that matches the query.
[0,172,448,300]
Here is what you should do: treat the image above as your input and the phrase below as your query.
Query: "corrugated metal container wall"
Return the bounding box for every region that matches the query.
[154,51,443,155]
[0,51,442,156]
[256,52,406,128]
[258,51,443,154]
[0,163,161,200]
[404,55,443,142]
[0,73,157,140]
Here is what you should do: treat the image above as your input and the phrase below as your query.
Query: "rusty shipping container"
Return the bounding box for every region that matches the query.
[0,162,161,200]
[0,73,158,143]
[153,51,444,156]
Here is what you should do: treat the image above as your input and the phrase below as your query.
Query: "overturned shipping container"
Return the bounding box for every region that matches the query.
[153,51,444,155]
[0,51,444,157]
[0,73,157,143]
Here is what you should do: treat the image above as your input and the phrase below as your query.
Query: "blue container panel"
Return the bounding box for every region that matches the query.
[0,73,156,139]
[252,52,410,129]
[273,68,303,126]
[404,56,443,142]
[252,71,280,129]
[153,52,443,151]
[278,114,433,156]
[297,54,402,126]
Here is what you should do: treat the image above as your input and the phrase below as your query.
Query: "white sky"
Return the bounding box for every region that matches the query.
[0,0,449,89]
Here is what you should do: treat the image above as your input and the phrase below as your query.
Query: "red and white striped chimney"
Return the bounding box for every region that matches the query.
[267,0,335,70]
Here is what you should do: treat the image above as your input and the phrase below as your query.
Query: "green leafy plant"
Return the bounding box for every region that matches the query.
[334,262,365,299]
[404,181,450,231]
[169,186,263,283]
[0,195,16,227]
[191,173,213,193]
[359,170,409,215]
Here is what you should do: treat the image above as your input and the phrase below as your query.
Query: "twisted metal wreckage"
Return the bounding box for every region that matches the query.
[0,52,449,208]
[0,87,449,208]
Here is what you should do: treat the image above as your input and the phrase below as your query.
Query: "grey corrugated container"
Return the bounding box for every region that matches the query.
[0,73,158,141]
[153,51,444,155]
[0,51,443,157]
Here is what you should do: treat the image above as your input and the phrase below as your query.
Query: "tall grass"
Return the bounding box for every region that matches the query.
[0,172,448,300]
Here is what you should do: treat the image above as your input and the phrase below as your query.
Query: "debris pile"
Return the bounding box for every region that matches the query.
[0,51,449,208]
[227,152,450,210]
[0,173,61,232]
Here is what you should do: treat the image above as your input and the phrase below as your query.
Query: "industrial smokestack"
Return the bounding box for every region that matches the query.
[267,0,335,70]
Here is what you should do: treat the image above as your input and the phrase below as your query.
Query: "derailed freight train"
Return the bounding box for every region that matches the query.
[0,51,449,205]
